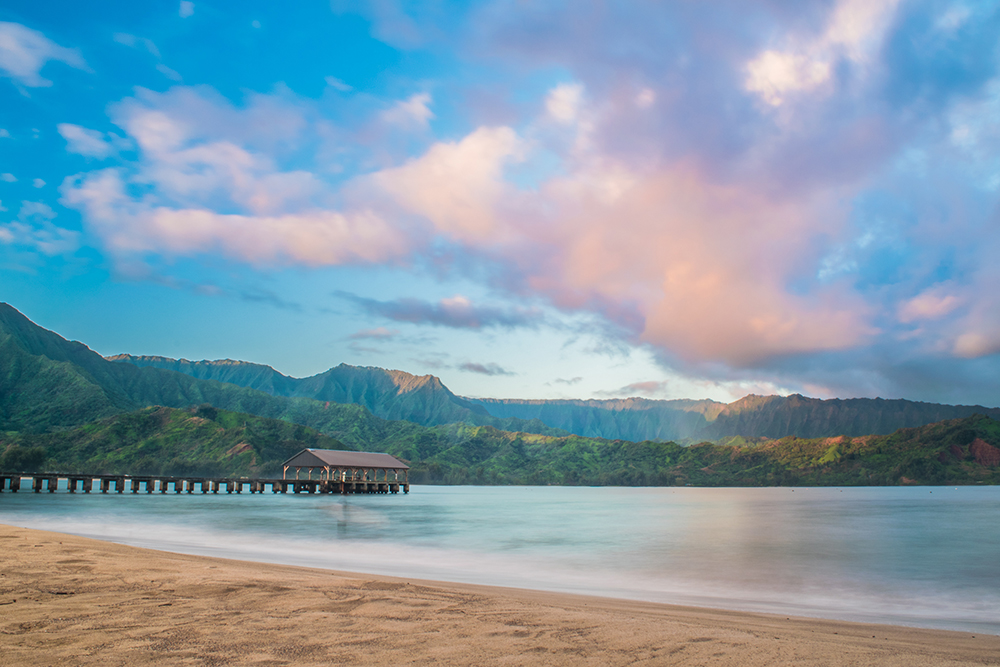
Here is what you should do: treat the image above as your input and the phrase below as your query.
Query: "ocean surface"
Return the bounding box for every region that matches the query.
[2,483,998,634]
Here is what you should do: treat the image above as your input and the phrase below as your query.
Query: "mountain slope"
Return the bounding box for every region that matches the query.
[701,394,1000,439]
[1,404,350,477]
[0,303,423,447]
[108,345,1000,442]
[469,397,725,442]
[109,354,564,435]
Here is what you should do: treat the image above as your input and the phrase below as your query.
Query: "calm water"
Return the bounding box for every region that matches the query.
[2,484,998,634]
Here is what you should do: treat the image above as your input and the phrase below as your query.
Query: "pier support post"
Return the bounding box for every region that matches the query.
[131,479,140,493]
[82,478,92,493]
[46,477,58,493]
[100,478,109,493]
[116,477,125,493]
[10,476,20,492]
[68,478,78,493]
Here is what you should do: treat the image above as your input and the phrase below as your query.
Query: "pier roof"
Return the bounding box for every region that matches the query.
[282,449,409,470]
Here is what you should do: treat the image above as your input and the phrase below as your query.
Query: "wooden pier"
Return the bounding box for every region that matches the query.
[0,449,411,496]
[0,472,408,495]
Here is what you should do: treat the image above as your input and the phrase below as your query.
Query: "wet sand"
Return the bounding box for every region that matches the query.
[1,523,997,666]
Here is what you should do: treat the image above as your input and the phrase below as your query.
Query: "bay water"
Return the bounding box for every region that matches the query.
[2,484,997,634]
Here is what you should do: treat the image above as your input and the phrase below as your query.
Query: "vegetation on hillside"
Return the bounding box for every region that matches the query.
[0,405,349,477]
[3,406,998,486]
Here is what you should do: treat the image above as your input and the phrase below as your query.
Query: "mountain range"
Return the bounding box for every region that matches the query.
[110,351,1000,442]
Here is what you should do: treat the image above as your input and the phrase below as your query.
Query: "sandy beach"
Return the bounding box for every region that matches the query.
[1,523,997,666]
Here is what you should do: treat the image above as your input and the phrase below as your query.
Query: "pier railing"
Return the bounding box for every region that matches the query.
[0,472,408,495]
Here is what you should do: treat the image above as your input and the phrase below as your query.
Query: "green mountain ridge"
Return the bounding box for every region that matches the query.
[108,349,1000,442]
[108,354,566,437]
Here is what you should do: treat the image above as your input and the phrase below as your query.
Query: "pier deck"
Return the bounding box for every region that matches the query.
[0,473,408,495]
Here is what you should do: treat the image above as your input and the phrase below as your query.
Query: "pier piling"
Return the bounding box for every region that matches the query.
[0,471,409,498]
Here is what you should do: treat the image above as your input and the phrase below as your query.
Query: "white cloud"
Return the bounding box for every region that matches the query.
[0,173,15,182]
[954,332,1000,359]
[898,286,962,323]
[0,21,88,88]
[744,0,900,106]
[634,88,656,109]
[113,33,160,58]
[0,129,9,138]
[369,126,524,241]
[58,123,127,158]
[325,76,352,92]
[156,64,182,81]
[60,168,407,266]
[32,178,45,188]
[381,92,434,128]
[179,1,194,18]
[546,83,584,123]
[0,200,79,255]
[745,51,831,106]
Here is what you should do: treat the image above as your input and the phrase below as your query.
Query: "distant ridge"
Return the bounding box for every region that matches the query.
[109,350,1000,442]
[107,355,562,435]
[468,397,725,442]
[472,394,1000,441]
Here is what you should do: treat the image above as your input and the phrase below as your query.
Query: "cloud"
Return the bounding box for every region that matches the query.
[898,285,962,323]
[368,125,524,242]
[348,327,399,340]
[953,333,1000,359]
[545,83,584,124]
[550,376,583,385]
[31,178,44,188]
[0,22,88,88]
[325,76,352,92]
[0,129,10,138]
[61,168,407,266]
[179,1,194,18]
[0,200,79,255]
[337,292,544,330]
[380,92,434,128]
[156,64,182,81]
[595,381,670,398]
[57,123,131,158]
[744,0,901,106]
[0,173,15,182]
[459,362,514,376]
[113,33,160,58]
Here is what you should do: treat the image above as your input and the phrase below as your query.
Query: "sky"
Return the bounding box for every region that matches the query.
[1,0,999,406]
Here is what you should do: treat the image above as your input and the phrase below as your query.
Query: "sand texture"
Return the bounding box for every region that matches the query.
[0,524,997,666]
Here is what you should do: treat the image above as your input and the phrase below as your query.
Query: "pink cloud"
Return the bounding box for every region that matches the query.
[60,169,407,266]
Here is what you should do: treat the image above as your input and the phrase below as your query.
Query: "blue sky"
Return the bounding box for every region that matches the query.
[2,0,1000,405]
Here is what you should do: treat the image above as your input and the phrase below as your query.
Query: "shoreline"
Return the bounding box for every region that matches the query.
[3,524,999,665]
